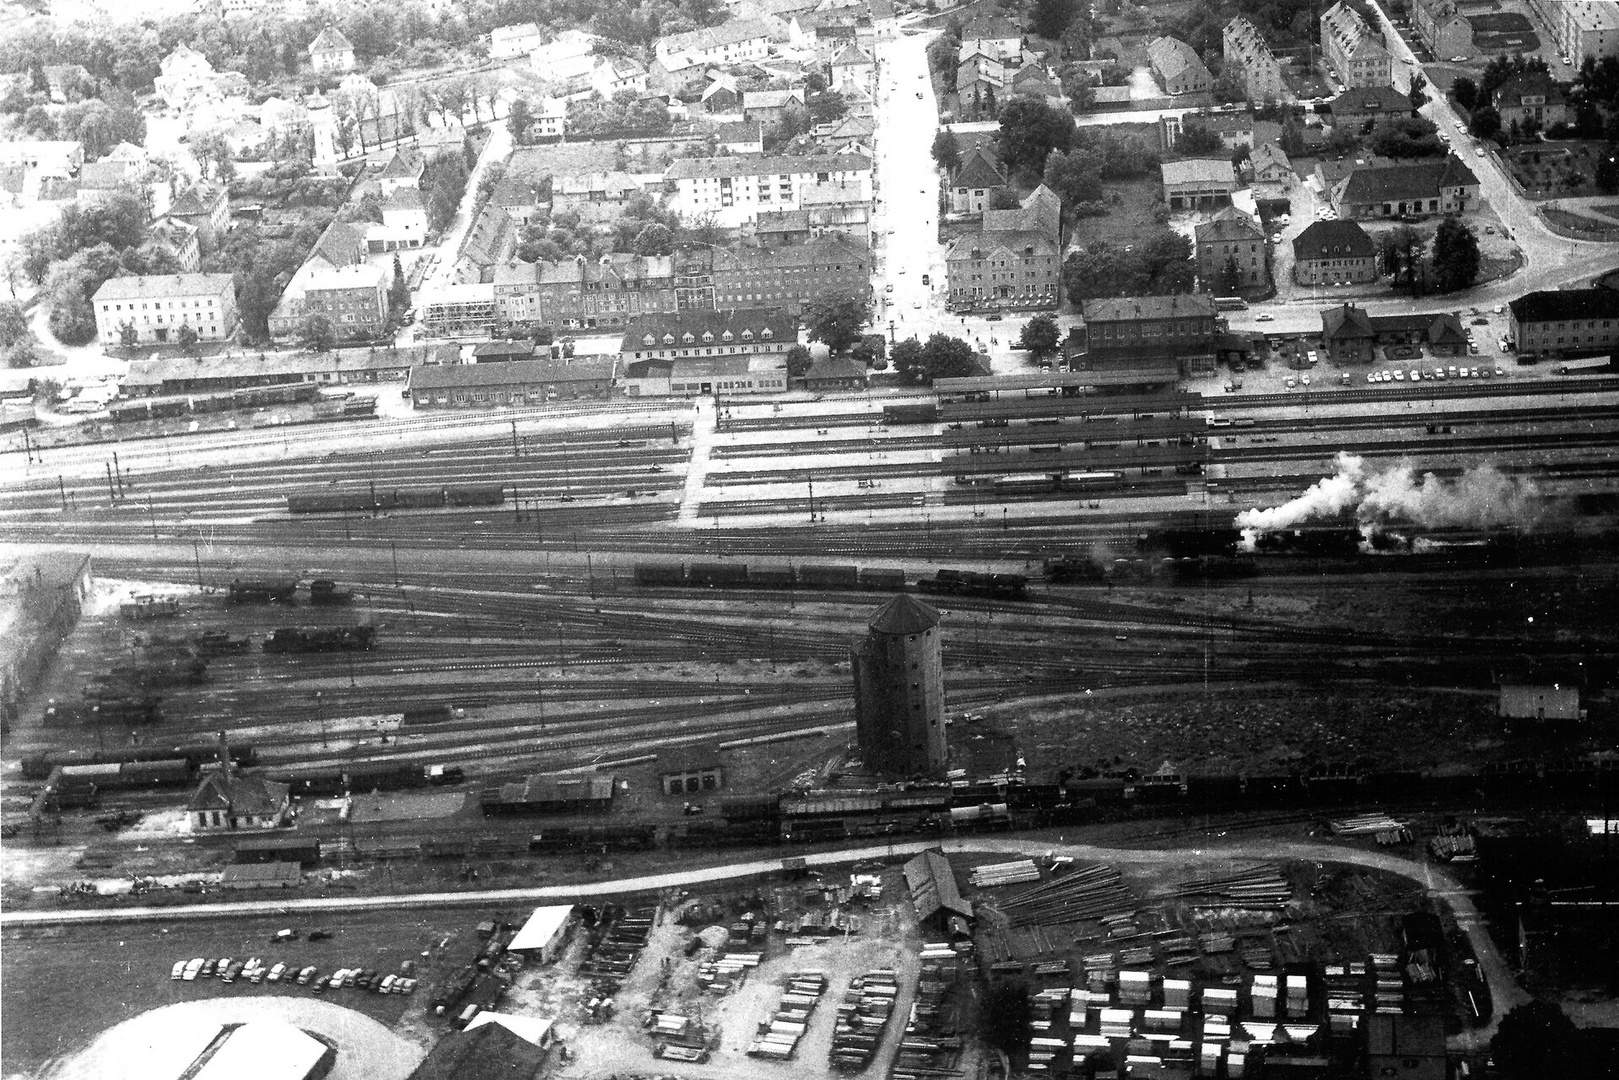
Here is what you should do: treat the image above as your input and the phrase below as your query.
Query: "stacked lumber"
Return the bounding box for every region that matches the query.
[696,951,761,992]
[970,859,1042,888]
[894,960,962,1079]
[579,909,654,995]
[1328,813,1407,836]
[1164,865,1292,909]
[831,970,898,1072]
[748,969,826,1061]
[994,864,1136,927]
[1429,834,1476,860]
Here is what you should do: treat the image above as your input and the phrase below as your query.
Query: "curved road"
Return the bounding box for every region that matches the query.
[0,835,1524,1049]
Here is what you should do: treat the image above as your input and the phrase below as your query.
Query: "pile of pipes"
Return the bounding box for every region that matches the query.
[970,859,1042,888]
[1328,813,1408,836]
[1163,865,1292,909]
[996,864,1137,927]
[747,969,826,1060]
[831,969,898,1071]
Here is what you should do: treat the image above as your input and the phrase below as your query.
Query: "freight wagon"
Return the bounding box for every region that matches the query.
[228,579,299,603]
[56,758,194,792]
[266,761,432,797]
[633,563,918,592]
[916,569,1028,599]
[42,696,163,727]
[285,484,506,514]
[881,403,939,425]
[21,742,256,780]
[262,626,376,652]
[528,824,658,852]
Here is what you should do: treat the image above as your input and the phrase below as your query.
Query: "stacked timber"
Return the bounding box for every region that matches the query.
[893,960,961,1079]
[1163,865,1292,909]
[748,969,826,1060]
[830,970,898,1071]
[1328,813,1407,836]
[993,864,1136,928]
[970,859,1042,888]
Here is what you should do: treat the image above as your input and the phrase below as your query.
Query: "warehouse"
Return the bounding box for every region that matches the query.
[409,358,616,407]
[903,848,974,935]
[464,1013,556,1048]
[119,347,449,396]
[482,773,617,815]
[220,862,302,890]
[406,1022,549,1080]
[507,905,575,964]
[659,742,725,795]
[234,835,322,866]
[190,1020,335,1080]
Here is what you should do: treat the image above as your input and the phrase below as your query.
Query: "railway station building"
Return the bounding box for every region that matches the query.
[852,595,947,778]
[188,767,291,832]
[1075,295,1220,377]
[409,358,617,407]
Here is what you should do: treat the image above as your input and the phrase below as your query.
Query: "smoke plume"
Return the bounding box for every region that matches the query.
[1237,453,1554,541]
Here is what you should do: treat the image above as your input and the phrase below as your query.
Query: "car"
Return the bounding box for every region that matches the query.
[1484,225,1495,235]
[1339,372,1352,386]
[247,958,266,982]
[1448,365,1459,377]
[1564,55,1573,65]
[200,959,216,978]
[1476,146,1486,157]
[217,958,233,976]
[327,970,348,989]
[1271,232,1282,242]
[1468,343,1479,354]
[342,970,358,988]
[268,963,288,983]
[1411,369,1422,381]
[296,966,318,986]
[397,978,417,995]
[380,975,397,994]
[985,313,1002,321]
[308,930,333,942]
[1393,370,1404,381]
[915,92,922,98]
[223,961,245,983]
[921,273,930,285]
[1285,376,1297,388]
[1306,350,1319,365]
[1481,366,1492,377]
[172,961,188,981]
[1366,372,1377,384]
[1498,338,1510,352]
[1380,369,1391,382]
[1277,214,1290,224]
[1300,374,1311,385]
[1256,313,1274,321]
[884,284,894,293]
[1432,368,1444,380]
[358,969,378,987]
[271,929,297,943]
[1437,131,1450,143]
[1449,55,1468,62]
[1495,366,1506,376]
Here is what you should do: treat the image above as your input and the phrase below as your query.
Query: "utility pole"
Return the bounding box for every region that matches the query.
[21,427,31,463]
[59,475,69,511]
[807,474,816,522]
[113,452,124,495]
[391,541,400,587]
[106,463,116,501]
[511,419,519,459]
[192,536,204,592]
[146,497,157,541]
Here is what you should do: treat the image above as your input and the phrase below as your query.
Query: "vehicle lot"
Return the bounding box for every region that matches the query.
[0,909,472,1074]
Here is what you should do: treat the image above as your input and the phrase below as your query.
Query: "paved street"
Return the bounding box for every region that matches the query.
[872,31,948,344]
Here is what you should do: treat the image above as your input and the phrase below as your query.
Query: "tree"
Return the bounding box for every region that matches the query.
[804,291,873,354]
[22,104,56,137]
[931,128,961,173]
[1429,217,1480,292]
[1016,313,1061,359]
[891,337,924,383]
[1378,225,1427,291]
[1220,255,1243,294]
[300,313,335,353]
[1029,0,1076,40]
[1597,145,1619,193]
[1368,116,1443,158]
[47,287,96,346]
[507,96,532,145]
[427,188,456,235]
[177,323,199,353]
[633,222,673,255]
[1452,76,1478,111]
[1492,1002,1577,1079]
[983,980,1032,1054]
[913,333,979,383]
[1407,73,1428,111]
[389,253,409,314]
[1175,121,1224,155]
[119,321,138,348]
[785,343,813,377]
[0,301,27,349]
[996,95,1075,179]
[1042,149,1102,207]
[1470,104,1502,141]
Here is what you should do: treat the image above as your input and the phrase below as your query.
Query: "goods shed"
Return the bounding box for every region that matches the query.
[507,906,575,964]
[482,773,617,815]
[903,848,973,934]
[659,742,724,795]
[464,1012,555,1048]
[405,1022,549,1080]
[190,1021,334,1080]
[234,834,322,866]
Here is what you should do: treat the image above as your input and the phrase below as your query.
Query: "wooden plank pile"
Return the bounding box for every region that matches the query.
[1163,865,1291,909]
[892,959,962,1079]
[578,907,654,995]
[1428,834,1475,860]
[646,1009,707,1050]
[831,969,899,1072]
[970,859,1042,888]
[994,864,1136,928]
[747,968,826,1060]
[697,950,761,992]
[1327,813,1407,836]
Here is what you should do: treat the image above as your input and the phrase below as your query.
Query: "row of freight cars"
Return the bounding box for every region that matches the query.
[35,756,466,808]
[286,484,507,515]
[634,563,1029,599]
[109,383,320,423]
[228,579,353,604]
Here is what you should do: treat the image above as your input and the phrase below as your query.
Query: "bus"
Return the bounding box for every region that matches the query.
[1215,296,1248,311]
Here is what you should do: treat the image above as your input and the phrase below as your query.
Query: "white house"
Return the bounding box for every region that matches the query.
[530,29,600,82]
[655,18,773,73]
[308,27,356,75]
[490,22,544,59]
[591,56,649,99]
[380,188,428,246]
[666,153,872,228]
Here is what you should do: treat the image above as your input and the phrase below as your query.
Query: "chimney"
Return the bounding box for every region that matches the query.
[216,731,232,776]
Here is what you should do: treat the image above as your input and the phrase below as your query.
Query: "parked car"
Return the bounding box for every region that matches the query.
[268,963,287,983]
[172,960,187,980]
[327,970,348,990]
[380,975,397,994]
[271,929,297,943]
[296,966,318,986]
[199,959,216,978]
[1256,313,1273,321]
[308,930,333,942]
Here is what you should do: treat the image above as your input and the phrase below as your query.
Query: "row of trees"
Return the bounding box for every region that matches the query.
[1378,218,1481,295]
[1060,231,1195,301]
[3,83,147,160]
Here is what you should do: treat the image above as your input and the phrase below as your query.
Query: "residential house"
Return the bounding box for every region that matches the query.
[493,253,678,331]
[215,118,269,158]
[1078,294,1220,375]
[817,113,876,154]
[307,27,355,75]
[959,14,1023,60]
[1172,111,1280,152]
[830,42,876,94]
[307,219,369,270]
[529,97,567,141]
[188,766,290,831]
[300,262,390,340]
[1148,36,1213,96]
[155,44,220,111]
[956,48,1006,107]
[1365,1015,1446,1080]
[950,144,1009,215]
[101,142,149,184]
[258,96,311,139]
[148,218,202,272]
[377,149,425,197]
[0,140,83,180]
[1010,62,1062,106]
[742,88,808,126]
[1331,86,1412,131]
[92,273,238,346]
[752,209,813,244]
[1331,155,1480,218]
[490,22,544,59]
[376,188,428,249]
[167,182,230,253]
[1251,142,1294,185]
[711,235,871,315]
[1160,158,1238,209]
[456,205,518,283]
[944,229,1061,310]
[411,357,617,407]
[77,161,137,205]
[489,177,550,227]
[1508,287,1619,359]
[550,171,647,223]
[529,29,602,84]
[1194,208,1269,292]
[1492,74,1569,131]
[1223,17,1285,104]
[654,19,774,89]
[1527,0,1619,64]
[1414,0,1475,60]
[592,56,649,99]
[981,183,1062,244]
[1321,1,1392,89]
[1292,219,1378,284]
[716,121,767,153]
[701,74,743,114]
[665,154,872,228]
[800,181,873,240]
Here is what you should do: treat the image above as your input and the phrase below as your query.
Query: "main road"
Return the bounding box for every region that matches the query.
[0,835,1525,1051]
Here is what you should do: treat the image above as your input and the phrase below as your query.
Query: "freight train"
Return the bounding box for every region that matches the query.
[985,471,1125,495]
[21,742,259,781]
[263,626,376,653]
[108,383,320,424]
[634,562,1028,598]
[42,696,164,727]
[286,484,507,514]
[266,761,465,797]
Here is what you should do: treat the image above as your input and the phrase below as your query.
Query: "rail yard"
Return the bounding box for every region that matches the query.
[3,366,1617,1080]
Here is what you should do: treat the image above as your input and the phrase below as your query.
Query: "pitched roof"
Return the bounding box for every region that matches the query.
[869,593,941,634]
[805,355,868,381]
[1508,287,1619,323]
[308,27,353,54]
[413,358,615,389]
[405,1023,550,1080]
[1194,208,1264,244]
[1493,73,1565,109]
[1338,156,1479,205]
[310,219,367,267]
[946,229,1059,260]
[1293,219,1375,261]
[383,187,426,212]
[666,153,869,179]
[169,183,224,216]
[1082,294,1217,322]
[712,235,868,272]
[659,17,774,57]
[620,307,796,351]
[743,88,806,108]
[831,42,873,66]
[460,205,516,269]
[954,145,1007,189]
[1332,85,1412,115]
[1160,158,1237,186]
[1147,36,1209,82]
[1252,141,1292,175]
[78,161,130,190]
[902,849,972,923]
[378,149,425,180]
[962,13,1021,39]
[93,273,234,302]
[1321,301,1376,339]
[489,176,547,208]
[188,770,290,816]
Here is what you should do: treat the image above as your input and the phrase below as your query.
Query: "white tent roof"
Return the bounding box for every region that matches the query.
[192,1021,329,1080]
[464,1012,555,1046]
[507,905,573,953]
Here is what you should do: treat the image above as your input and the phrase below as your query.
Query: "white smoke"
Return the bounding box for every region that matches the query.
[1237,453,1554,545]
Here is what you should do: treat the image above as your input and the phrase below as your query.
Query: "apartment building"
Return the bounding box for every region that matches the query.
[93,273,238,346]
[665,154,872,228]
[1321,1,1392,88]
[1222,17,1285,104]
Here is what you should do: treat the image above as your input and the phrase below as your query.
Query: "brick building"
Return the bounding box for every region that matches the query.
[711,236,871,315]
[1321,1,1392,89]
[1078,294,1219,375]
[1194,208,1269,292]
[493,253,678,332]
